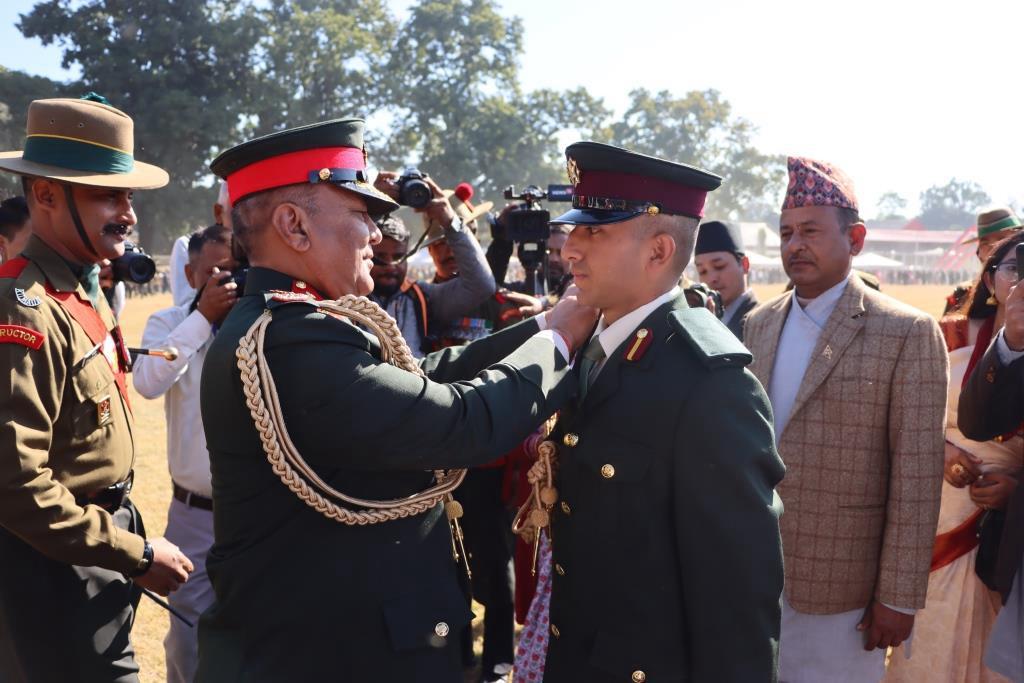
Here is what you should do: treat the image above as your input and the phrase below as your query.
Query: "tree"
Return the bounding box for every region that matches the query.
[918,178,991,230]
[247,0,397,136]
[0,67,78,196]
[19,0,262,251]
[373,0,609,196]
[875,191,908,221]
[601,88,785,221]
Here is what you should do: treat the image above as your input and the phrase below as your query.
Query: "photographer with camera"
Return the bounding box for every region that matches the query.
[132,223,238,683]
[368,182,496,357]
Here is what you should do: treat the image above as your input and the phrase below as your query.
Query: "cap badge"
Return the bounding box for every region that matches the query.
[646,205,660,215]
[318,168,331,181]
[567,156,581,186]
[624,328,653,362]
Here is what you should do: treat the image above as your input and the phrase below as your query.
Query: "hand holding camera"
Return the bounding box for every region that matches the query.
[196,266,238,325]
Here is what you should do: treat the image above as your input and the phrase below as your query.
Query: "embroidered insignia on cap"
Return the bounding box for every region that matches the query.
[14,288,40,307]
[624,328,653,361]
[0,324,45,350]
[567,157,581,186]
[318,168,331,181]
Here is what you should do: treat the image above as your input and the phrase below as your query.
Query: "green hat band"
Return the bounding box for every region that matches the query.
[979,216,1023,237]
[23,134,135,174]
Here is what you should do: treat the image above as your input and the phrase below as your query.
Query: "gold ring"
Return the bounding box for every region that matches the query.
[952,463,966,477]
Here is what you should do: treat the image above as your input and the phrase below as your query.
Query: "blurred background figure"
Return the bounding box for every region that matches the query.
[0,196,31,264]
[694,219,757,340]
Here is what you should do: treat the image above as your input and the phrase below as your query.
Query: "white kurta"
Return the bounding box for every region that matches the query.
[769,276,907,683]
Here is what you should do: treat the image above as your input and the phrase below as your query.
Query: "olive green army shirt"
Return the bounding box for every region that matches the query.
[0,236,143,574]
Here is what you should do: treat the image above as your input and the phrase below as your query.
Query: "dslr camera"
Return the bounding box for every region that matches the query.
[111,241,156,285]
[396,167,432,209]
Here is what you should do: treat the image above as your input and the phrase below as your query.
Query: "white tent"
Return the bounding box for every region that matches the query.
[745,251,783,267]
[853,252,904,269]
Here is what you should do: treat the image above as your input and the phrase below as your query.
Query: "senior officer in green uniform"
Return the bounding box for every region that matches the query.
[538,142,785,682]
[0,96,193,681]
[198,119,597,681]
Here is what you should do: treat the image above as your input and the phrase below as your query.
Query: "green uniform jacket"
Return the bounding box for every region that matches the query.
[545,295,785,683]
[0,236,142,572]
[197,267,574,682]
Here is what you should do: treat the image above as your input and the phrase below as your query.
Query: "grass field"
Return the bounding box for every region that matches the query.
[118,282,952,681]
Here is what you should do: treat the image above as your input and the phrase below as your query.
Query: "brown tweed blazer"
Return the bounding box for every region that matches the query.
[744,275,948,614]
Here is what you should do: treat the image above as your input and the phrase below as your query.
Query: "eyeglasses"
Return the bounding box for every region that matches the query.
[992,261,1019,278]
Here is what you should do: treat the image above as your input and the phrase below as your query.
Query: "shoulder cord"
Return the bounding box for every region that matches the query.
[235,294,466,525]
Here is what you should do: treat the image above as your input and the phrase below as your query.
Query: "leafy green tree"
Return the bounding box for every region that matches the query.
[247,0,396,136]
[875,191,908,221]
[19,0,261,251]
[0,67,77,196]
[602,88,784,221]
[918,178,991,230]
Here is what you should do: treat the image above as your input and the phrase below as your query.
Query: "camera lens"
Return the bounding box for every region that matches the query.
[400,179,432,209]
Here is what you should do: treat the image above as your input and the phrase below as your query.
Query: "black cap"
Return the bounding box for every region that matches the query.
[551,141,722,226]
[695,220,744,256]
[210,118,399,215]
[375,214,409,242]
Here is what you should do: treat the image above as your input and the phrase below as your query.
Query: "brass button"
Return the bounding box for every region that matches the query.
[434,621,449,638]
[601,463,615,479]
[632,671,646,683]
[554,563,565,576]
[560,501,571,515]
[550,623,560,638]
[563,433,579,447]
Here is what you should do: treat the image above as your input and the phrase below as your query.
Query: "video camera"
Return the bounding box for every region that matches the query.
[111,241,156,285]
[501,184,572,296]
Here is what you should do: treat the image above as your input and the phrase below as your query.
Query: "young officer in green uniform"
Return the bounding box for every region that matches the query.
[536,142,785,682]
[0,96,193,681]
[198,119,597,681]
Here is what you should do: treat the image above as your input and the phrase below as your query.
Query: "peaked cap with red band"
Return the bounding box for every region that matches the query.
[551,141,722,226]
[782,156,859,212]
[209,118,398,215]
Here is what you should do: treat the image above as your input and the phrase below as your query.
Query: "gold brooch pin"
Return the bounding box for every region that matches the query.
[823,345,833,360]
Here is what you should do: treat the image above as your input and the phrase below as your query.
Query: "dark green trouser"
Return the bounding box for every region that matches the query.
[0,501,145,683]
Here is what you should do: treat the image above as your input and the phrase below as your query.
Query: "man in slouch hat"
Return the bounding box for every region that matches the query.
[0,95,193,682]
[198,118,596,681]
[535,141,785,682]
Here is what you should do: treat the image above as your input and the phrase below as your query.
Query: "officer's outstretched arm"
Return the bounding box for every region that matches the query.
[418,316,543,383]
[267,311,572,471]
[672,366,785,682]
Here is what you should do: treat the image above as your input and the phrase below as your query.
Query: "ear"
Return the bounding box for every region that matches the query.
[741,255,750,275]
[184,261,197,289]
[848,222,867,256]
[649,232,677,270]
[982,270,994,295]
[30,178,59,211]
[213,202,225,226]
[270,201,311,252]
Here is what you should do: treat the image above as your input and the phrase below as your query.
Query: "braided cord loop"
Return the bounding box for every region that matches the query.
[235,294,466,525]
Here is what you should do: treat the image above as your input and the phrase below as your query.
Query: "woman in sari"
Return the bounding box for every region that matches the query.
[886,232,1024,682]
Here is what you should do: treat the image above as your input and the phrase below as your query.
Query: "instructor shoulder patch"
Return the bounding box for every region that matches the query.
[0,324,45,350]
[668,307,752,369]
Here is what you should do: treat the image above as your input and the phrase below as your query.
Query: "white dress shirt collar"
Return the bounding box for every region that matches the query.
[792,274,851,329]
[591,286,680,359]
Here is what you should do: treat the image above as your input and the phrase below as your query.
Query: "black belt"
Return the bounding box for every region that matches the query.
[77,470,134,513]
[172,482,213,511]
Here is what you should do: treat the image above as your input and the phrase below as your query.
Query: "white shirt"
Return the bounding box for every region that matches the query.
[768,276,850,436]
[132,305,214,497]
[587,287,680,376]
[169,235,196,309]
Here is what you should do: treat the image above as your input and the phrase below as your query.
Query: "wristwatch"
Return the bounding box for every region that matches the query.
[131,540,154,577]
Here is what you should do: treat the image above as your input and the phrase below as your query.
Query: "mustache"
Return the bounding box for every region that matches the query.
[102,223,133,236]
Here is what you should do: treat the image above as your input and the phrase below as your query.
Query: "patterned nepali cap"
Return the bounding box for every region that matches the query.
[782,156,859,212]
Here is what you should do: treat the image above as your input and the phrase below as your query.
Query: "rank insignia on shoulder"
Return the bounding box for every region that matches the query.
[0,324,45,350]
[266,290,314,304]
[623,327,653,361]
[14,288,40,307]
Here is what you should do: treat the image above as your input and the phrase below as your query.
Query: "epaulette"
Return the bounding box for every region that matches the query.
[668,306,752,369]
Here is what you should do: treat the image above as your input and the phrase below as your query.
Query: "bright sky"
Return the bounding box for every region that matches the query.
[2,0,1021,218]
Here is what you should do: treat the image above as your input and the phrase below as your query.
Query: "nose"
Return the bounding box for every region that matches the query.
[367,216,383,246]
[119,196,137,226]
[562,228,583,263]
